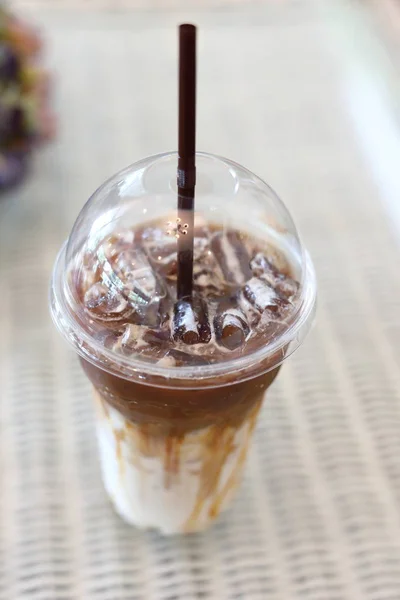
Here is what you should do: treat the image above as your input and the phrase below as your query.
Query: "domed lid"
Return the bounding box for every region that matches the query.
[51,152,316,388]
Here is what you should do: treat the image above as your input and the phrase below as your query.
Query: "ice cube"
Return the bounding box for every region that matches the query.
[172,296,211,345]
[250,253,277,278]
[114,323,170,360]
[143,327,171,347]
[145,229,225,295]
[214,305,250,350]
[84,283,133,323]
[140,223,178,280]
[93,328,123,351]
[159,349,211,367]
[146,237,178,280]
[237,292,261,327]
[102,229,135,260]
[211,231,252,285]
[243,276,289,314]
[195,296,212,344]
[172,299,199,344]
[250,252,298,299]
[71,249,102,302]
[118,323,145,352]
[192,240,224,297]
[114,248,158,301]
[102,247,168,327]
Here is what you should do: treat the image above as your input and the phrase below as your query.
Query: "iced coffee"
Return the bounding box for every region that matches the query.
[50,152,316,534]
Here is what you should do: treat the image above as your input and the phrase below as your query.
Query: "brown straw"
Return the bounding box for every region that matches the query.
[177,24,197,300]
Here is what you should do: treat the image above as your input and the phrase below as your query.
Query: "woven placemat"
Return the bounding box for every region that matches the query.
[1,5,400,599]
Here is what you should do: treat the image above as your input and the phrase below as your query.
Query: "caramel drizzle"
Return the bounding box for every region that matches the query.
[164,435,183,488]
[183,398,262,532]
[94,388,264,531]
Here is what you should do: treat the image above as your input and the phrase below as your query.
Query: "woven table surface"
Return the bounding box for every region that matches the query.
[1,4,400,599]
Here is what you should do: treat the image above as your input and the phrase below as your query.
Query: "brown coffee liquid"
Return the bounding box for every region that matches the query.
[74,218,298,433]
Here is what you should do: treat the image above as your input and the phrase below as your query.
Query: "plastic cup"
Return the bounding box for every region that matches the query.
[50,152,316,534]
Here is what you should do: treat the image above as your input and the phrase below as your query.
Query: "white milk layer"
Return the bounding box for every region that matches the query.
[93,391,261,534]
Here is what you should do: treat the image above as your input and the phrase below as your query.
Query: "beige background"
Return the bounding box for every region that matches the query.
[1,1,400,599]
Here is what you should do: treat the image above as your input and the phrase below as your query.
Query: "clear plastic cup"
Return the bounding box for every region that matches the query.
[50,152,316,534]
